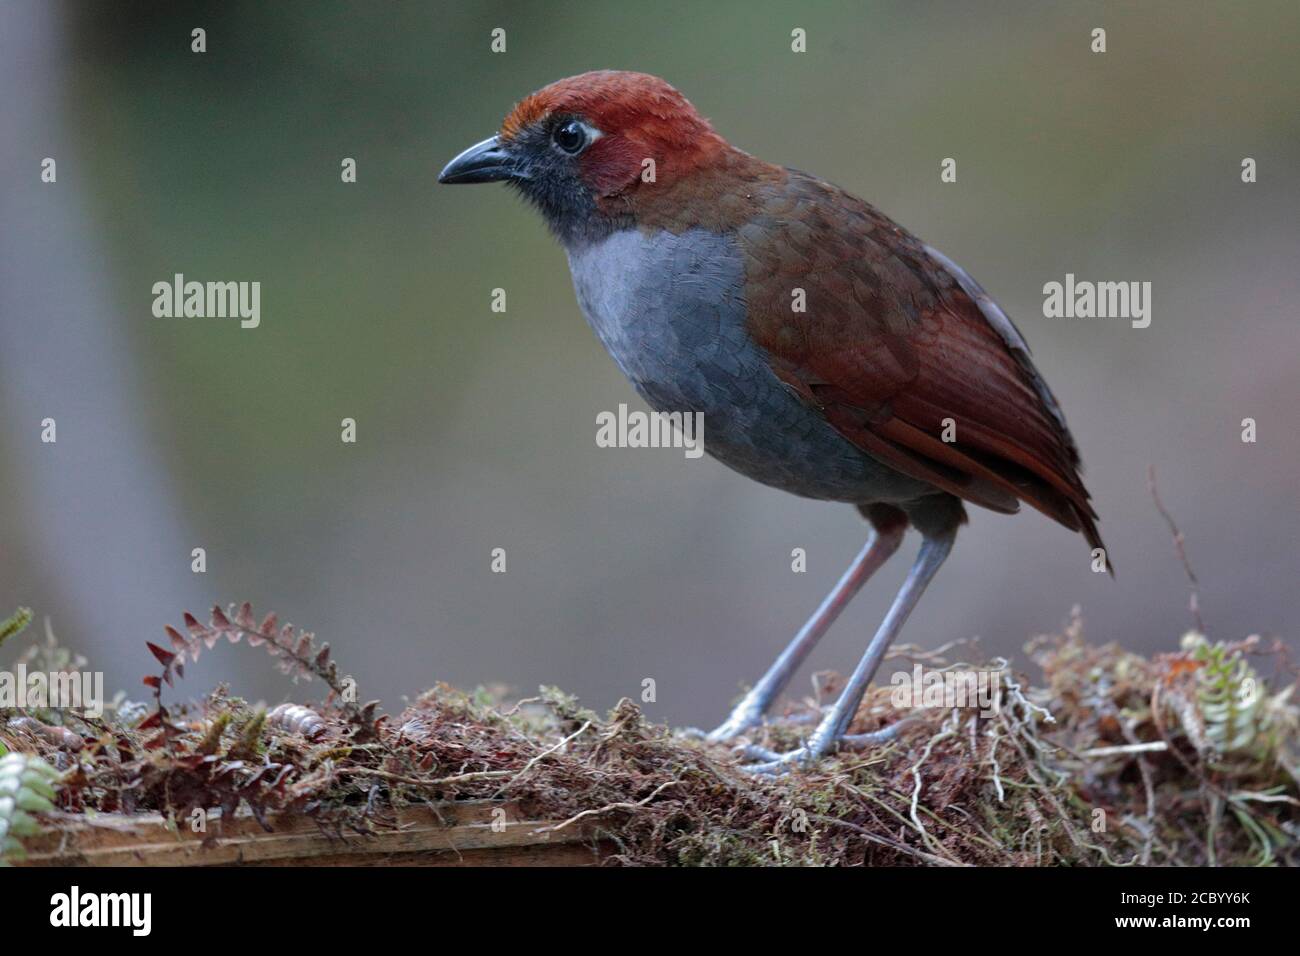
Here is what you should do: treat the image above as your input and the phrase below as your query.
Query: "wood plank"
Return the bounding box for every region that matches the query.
[242,843,606,867]
[17,801,608,867]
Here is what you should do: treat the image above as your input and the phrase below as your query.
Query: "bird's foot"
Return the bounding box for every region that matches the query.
[697,689,770,742]
[736,717,919,775]
[679,709,817,745]
[703,710,762,743]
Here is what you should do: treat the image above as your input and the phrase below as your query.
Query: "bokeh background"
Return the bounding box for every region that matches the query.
[2,1,1296,727]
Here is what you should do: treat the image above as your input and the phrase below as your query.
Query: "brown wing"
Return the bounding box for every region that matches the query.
[738,171,1106,559]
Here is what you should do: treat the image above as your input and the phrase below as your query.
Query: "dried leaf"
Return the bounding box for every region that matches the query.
[146,642,176,667]
[164,625,188,655]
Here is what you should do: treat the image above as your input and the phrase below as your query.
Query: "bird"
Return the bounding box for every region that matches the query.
[439,70,1106,771]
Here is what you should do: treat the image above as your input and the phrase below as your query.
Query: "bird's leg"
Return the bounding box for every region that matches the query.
[706,525,904,742]
[743,527,956,773]
[732,719,922,764]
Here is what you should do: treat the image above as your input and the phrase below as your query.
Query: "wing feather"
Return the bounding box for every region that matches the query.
[741,171,1107,562]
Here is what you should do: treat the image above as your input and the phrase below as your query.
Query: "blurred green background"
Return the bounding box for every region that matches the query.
[2,0,1297,725]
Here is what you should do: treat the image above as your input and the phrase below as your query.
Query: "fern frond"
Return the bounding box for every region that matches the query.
[0,607,33,650]
[1181,632,1268,755]
[0,752,60,864]
[151,603,382,743]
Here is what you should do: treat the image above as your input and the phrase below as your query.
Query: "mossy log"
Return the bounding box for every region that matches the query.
[17,801,607,867]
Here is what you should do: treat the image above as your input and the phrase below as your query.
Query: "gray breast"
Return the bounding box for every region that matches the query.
[565,227,930,504]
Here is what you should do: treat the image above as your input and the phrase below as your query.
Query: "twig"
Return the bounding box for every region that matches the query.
[492,720,591,798]
[338,767,511,788]
[499,696,543,717]
[537,779,681,834]
[908,711,961,860]
[1148,465,1205,634]
[1001,723,1133,866]
[1118,717,1157,866]
[1080,742,1169,757]
[1228,791,1300,806]
[808,814,971,867]
[986,725,1006,803]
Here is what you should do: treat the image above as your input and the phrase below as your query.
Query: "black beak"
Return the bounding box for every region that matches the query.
[438,135,522,185]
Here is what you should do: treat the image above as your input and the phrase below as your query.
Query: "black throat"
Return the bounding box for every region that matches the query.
[506,126,633,248]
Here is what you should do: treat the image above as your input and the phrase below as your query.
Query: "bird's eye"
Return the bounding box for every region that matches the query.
[553,120,589,155]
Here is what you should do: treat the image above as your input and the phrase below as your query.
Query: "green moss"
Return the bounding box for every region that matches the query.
[0,608,33,650]
[4,602,1294,866]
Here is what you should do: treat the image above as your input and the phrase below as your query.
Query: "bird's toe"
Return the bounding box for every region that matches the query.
[738,746,811,775]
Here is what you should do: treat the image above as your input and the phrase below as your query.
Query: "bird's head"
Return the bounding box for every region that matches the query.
[439,71,758,243]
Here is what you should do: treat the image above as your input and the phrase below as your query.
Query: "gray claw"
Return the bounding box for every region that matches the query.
[735,718,915,773]
[733,743,784,762]
[741,747,810,775]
